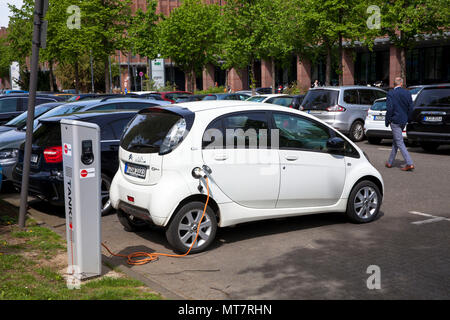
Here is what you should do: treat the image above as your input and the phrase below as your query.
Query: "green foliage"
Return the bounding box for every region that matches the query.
[195,86,227,94]
[157,0,221,91]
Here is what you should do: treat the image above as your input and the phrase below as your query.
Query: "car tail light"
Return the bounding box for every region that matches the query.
[75,95,80,101]
[326,105,346,112]
[288,104,294,108]
[43,146,62,163]
[127,196,134,203]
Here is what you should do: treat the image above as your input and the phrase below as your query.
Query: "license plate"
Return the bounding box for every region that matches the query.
[373,115,385,121]
[31,154,38,164]
[423,116,442,122]
[124,163,146,179]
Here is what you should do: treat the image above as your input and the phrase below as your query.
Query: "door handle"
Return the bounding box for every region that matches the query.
[214,154,228,161]
[285,155,298,161]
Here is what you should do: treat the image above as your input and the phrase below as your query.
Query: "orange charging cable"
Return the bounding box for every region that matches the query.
[101,176,210,265]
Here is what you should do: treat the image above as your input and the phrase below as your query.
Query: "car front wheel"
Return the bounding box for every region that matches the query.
[349,120,365,142]
[166,201,217,254]
[346,181,382,223]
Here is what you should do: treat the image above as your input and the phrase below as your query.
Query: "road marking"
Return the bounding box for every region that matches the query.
[408,211,450,225]
[377,148,392,151]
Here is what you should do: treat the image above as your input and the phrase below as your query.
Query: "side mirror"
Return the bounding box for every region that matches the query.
[327,137,345,153]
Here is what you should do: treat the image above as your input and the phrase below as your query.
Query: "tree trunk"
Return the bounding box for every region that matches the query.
[325,43,331,86]
[49,60,55,92]
[74,60,80,94]
[250,58,256,96]
[400,47,407,86]
[338,33,343,86]
[105,55,110,93]
[271,58,276,94]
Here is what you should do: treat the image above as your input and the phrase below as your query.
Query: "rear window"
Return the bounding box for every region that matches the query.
[203,95,217,101]
[415,87,450,107]
[247,96,266,103]
[301,89,339,110]
[370,100,387,111]
[266,97,294,107]
[120,110,182,153]
[32,122,61,148]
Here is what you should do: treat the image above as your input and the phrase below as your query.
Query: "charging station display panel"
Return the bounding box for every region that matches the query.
[61,120,101,280]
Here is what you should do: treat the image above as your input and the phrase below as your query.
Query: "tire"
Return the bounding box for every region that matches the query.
[420,142,439,152]
[101,174,113,216]
[166,201,217,254]
[367,137,382,144]
[117,209,149,232]
[346,180,382,223]
[349,120,365,142]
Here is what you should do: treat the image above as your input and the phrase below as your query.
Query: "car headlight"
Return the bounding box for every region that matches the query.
[0,148,19,164]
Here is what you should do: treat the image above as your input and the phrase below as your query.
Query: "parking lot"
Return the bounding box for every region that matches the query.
[1,140,449,300]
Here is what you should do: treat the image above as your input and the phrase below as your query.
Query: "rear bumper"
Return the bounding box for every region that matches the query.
[406,130,450,144]
[12,167,65,206]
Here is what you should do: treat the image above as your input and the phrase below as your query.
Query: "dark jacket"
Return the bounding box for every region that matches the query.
[385,87,414,128]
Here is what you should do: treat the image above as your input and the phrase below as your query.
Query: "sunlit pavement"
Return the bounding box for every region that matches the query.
[2,141,449,299]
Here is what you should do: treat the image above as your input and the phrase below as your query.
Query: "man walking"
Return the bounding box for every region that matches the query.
[385,77,414,171]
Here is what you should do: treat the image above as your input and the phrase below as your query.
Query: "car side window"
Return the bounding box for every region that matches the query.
[223,112,269,149]
[90,103,119,111]
[343,90,359,104]
[272,112,330,152]
[374,90,386,99]
[0,99,18,112]
[110,117,134,139]
[119,102,156,110]
[202,118,224,149]
[358,90,377,105]
[36,98,54,105]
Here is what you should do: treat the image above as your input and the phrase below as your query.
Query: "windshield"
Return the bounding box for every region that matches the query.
[301,89,339,110]
[408,87,423,95]
[415,88,450,107]
[370,100,387,111]
[5,104,54,127]
[247,96,267,102]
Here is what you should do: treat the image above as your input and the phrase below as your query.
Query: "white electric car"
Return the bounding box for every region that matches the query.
[364,98,407,144]
[110,101,384,253]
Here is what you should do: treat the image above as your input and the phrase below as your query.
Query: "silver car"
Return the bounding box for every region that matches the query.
[300,86,386,141]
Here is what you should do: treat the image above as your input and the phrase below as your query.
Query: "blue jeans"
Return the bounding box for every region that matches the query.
[388,123,413,166]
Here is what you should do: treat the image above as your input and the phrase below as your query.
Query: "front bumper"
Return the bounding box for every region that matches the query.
[406,131,450,144]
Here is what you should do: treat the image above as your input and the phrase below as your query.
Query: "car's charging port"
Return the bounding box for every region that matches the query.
[192,165,212,192]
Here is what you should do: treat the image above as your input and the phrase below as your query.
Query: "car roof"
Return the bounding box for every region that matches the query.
[309,86,385,91]
[40,110,137,123]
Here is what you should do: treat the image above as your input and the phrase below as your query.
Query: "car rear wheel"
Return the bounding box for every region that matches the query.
[166,201,217,254]
[346,181,382,223]
[101,174,113,216]
[349,120,365,142]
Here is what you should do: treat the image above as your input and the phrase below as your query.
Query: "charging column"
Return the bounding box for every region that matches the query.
[61,119,102,280]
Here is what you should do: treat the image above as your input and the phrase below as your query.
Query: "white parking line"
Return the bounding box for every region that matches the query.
[408,211,450,225]
[377,148,392,151]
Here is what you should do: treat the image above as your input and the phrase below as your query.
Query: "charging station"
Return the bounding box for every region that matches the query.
[61,119,102,280]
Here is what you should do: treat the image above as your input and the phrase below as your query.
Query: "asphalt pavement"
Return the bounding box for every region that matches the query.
[2,140,449,299]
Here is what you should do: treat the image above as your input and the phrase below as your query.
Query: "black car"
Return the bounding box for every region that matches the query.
[291,94,306,109]
[407,84,450,152]
[0,94,66,124]
[12,111,138,215]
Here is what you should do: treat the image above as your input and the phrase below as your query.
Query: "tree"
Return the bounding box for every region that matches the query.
[157,0,221,92]
[128,0,161,79]
[378,0,449,85]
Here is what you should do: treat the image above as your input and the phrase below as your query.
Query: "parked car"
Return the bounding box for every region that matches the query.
[0,102,65,135]
[299,86,387,142]
[364,98,407,144]
[202,93,250,101]
[136,93,167,102]
[151,91,192,103]
[0,94,66,124]
[235,88,273,95]
[12,111,138,215]
[291,94,306,109]
[174,95,207,103]
[66,93,137,102]
[2,90,28,95]
[406,84,450,152]
[109,101,384,253]
[264,95,295,107]
[0,98,164,184]
[246,94,288,103]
